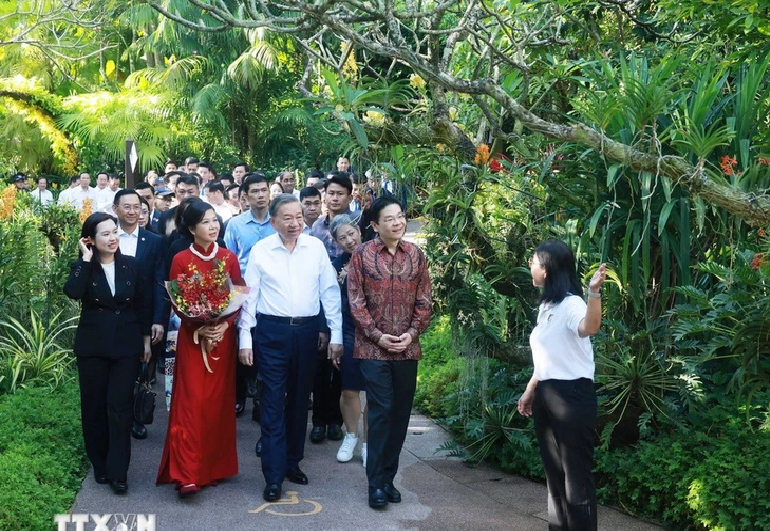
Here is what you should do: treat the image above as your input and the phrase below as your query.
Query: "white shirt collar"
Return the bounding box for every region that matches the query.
[267,232,309,251]
[118,225,139,238]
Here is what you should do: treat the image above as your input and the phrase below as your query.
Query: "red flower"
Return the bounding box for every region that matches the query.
[167,259,233,319]
[751,253,767,270]
[720,155,740,176]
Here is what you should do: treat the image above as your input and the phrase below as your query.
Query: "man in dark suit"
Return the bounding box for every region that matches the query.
[112,189,167,439]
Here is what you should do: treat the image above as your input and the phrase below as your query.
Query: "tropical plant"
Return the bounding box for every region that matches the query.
[0,310,77,394]
[668,249,770,409]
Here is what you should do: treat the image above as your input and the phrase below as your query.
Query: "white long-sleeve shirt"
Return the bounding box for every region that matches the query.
[238,233,343,349]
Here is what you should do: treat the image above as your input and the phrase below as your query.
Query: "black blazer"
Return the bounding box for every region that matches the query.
[133,228,167,325]
[157,206,178,238]
[64,253,151,358]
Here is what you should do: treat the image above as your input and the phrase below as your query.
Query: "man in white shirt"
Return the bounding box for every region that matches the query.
[238,194,343,503]
[57,176,80,206]
[29,176,54,206]
[65,172,98,211]
[93,171,115,212]
[206,182,232,222]
[278,171,301,199]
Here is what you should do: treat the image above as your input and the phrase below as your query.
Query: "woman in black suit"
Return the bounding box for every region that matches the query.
[64,212,152,495]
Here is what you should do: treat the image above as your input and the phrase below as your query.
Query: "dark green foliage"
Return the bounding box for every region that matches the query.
[416,317,542,477]
[597,398,770,531]
[0,379,88,531]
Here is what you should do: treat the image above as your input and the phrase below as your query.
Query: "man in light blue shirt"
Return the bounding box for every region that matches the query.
[224,173,276,276]
[223,172,276,418]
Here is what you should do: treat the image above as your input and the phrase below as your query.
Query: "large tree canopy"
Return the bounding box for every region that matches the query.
[136,0,770,224]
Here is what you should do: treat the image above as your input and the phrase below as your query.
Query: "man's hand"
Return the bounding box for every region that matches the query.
[141,336,152,363]
[327,342,343,361]
[318,331,329,351]
[378,333,412,353]
[239,348,253,366]
[151,324,165,345]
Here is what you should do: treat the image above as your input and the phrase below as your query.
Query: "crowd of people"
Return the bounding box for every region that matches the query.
[58,156,436,511]
[13,153,608,529]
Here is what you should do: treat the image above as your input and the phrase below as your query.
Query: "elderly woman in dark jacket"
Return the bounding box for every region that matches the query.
[64,212,152,495]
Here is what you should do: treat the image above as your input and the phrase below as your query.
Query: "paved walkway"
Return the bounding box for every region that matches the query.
[70,395,664,531]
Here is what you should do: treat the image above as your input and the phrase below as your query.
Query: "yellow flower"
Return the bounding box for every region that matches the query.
[0,185,16,220]
[79,198,93,223]
[410,74,427,90]
[436,143,447,154]
[362,110,385,125]
[449,106,458,121]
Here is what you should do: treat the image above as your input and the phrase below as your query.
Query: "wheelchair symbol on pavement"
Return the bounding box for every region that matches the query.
[249,491,323,517]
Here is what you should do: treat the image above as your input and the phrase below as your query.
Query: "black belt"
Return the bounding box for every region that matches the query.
[260,314,315,326]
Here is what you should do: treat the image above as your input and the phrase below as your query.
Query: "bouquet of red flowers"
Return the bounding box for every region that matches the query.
[166,258,249,372]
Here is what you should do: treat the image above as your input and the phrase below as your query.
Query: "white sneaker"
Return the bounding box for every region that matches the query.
[337,433,358,462]
[361,443,368,469]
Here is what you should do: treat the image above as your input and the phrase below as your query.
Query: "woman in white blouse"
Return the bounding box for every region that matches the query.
[518,239,606,531]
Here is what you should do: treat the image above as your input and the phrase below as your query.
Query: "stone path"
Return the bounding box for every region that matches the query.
[68,397,664,531]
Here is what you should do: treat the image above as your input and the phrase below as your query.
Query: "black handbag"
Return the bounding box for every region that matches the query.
[133,363,156,425]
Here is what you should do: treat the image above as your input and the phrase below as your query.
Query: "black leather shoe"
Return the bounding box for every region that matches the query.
[383,483,401,503]
[310,425,325,443]
[263,483,282,502]
[110,480,128,495]
[95,474,110,485]
[368,487,388,509]
[286,467,308,485]
[255,438,263,457]
[327,423,344,441]
[235,402,245,416]
[131,422,148,440]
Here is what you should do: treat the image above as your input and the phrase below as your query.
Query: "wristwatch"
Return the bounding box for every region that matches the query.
[587,288,602,299]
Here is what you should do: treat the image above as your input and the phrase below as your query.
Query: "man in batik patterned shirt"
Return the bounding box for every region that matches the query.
[347,195,432,510]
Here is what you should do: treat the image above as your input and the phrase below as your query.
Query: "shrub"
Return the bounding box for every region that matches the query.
[0,310,77,394]
[416,316,465,419]
[596,399,770,531]
[0,379,88,531]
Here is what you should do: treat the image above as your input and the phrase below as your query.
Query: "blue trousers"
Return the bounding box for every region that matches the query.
[255,317,318,485]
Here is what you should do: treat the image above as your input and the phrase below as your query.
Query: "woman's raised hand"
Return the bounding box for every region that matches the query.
[78,238,93,262]
[588,263,607,293]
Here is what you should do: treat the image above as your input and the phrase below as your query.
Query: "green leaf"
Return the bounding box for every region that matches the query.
[348,119,369,148]
[588,203,607,238]
[658,200,676,237]
[606,164,621,188]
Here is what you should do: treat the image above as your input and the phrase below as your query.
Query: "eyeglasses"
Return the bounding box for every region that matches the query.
[528,257,543,268]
